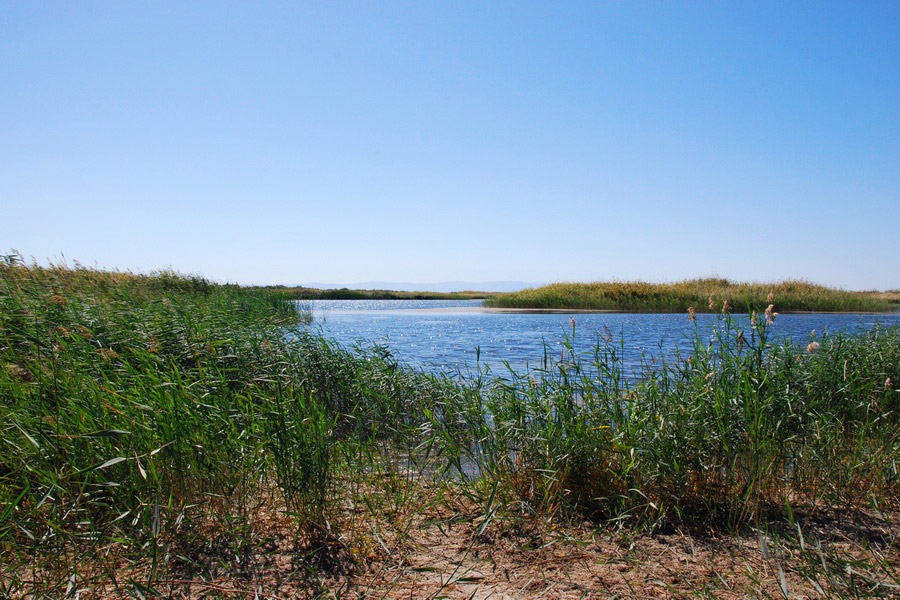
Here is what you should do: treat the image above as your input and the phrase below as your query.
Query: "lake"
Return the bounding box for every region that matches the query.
[303,299,900,375]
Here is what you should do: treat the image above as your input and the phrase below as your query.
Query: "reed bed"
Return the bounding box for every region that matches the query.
[1,257,897,598]
[485,278,899,312]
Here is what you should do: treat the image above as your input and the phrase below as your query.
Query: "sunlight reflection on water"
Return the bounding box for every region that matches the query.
[301,299,900,375]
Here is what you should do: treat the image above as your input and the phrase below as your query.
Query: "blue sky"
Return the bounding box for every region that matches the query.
[1,2,897,289]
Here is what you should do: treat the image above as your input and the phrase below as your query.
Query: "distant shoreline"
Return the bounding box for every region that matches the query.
[256,286,496,300]
[325,304,900,316]
[265,280,900,313]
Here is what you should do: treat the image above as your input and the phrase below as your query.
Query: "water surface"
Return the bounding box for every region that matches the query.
[303,299,900,375]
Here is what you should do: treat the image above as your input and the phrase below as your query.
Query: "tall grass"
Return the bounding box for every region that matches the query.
[433,319,898,526]
[0,255,458,595]
[485,278,899,312]
[2,256,897,597]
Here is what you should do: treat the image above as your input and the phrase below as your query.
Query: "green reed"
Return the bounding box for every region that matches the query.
[452,316,898,527]
[1,255,897,597]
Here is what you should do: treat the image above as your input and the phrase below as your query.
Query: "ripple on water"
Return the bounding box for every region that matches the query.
[302,300,900,374]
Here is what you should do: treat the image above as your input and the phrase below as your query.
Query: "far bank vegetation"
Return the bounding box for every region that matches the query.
[486,278,899,313]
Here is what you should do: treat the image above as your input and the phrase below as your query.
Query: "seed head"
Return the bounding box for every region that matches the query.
[5,363,33,383]
[688,307,696,321]
[806,341,821,353]
[767,290,774,303]
[887,378,893,390]
[99,348,118,361]
[708,296,715,310]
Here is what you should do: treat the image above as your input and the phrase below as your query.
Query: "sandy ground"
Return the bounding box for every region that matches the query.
[428,307,619,314]
[343,490,898,600]
[29,484,894,599]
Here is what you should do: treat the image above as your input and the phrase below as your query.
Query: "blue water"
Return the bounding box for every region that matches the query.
[302,299,900,375]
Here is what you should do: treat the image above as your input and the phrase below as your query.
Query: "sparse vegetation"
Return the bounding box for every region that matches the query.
[1,256,897,598]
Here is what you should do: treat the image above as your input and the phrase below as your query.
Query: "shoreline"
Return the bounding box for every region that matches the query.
[313,304,900,316]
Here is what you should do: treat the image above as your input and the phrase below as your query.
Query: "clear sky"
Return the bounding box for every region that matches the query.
[1,1,897,289]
